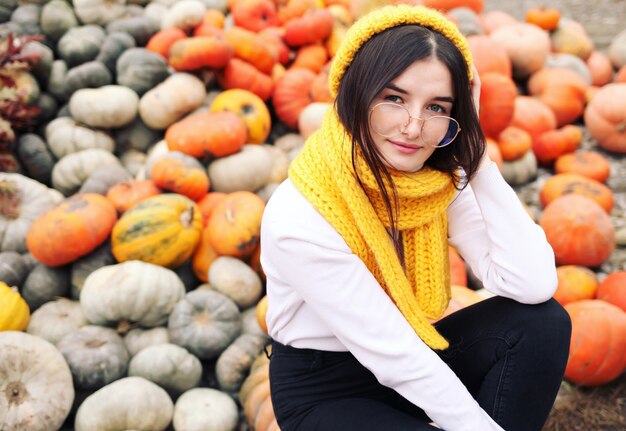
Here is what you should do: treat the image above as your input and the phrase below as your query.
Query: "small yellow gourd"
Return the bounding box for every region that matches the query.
[0,281,30,331]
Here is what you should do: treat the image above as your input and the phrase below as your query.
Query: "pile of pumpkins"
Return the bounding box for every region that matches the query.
[1,0,626,430]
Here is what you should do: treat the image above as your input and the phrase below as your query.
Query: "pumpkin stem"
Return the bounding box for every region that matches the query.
[180,206,194,227]
[5,381,28,405]
[116,319,137,336]
[617,121,626,133]
[0,179,20,219]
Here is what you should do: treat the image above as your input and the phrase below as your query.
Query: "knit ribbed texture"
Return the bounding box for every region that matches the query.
[329,4,473,98]
[289,109,456,350]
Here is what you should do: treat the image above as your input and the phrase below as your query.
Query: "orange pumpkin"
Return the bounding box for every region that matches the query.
[554,151,611,183]
[527,68,587,127]
[192,227,219,282]
[584,83,626,153]
[485,137,503,171]
[586,51,615,87]
[310,64,333,103]
[596,271,626,312]
[207,191,266,258]
[449,247,467,287]
[539,194,615,267]
[479,10,518,34]
[490,23,551,79]
[276,0,319,25]
[273,68,316,129]
[283,9,334,47]
[291,43,328,73]
[210,89,272,144]
[146,28,187,59]
[202,8,226,28]
[533,125,582,165]
[248,243,265,280]
[497,126,532,161]
[554,265,598,306]
[219,58,275,101]
[193,23,224,38]
[26,194,117,267]
[615,66,626,83]
[564,300,626,386]
[197,192,228,226]
[479,73,517,138]
[540,173,614,214]
[258,27,291,66]
[168,36,233,71]
[467,35,512,77]
[439,286,484,319]
[256,295,269,333]
[165,111,248,159]
[232,0,278,32]
[510,96,557,144]
[151,156,210,202]
[225,27,277,74]
[106,180,162,213]
[524,7,560,31]
[421,0,484,13]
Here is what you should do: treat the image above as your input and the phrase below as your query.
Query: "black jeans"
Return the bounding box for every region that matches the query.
[268,297,571,431]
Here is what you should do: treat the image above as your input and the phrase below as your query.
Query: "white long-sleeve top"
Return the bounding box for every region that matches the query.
[260,162,557,431]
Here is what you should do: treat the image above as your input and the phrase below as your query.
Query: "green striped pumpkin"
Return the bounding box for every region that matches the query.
[111,194,202,268]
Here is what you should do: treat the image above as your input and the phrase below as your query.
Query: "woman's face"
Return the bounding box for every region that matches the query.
[368,57,455,173]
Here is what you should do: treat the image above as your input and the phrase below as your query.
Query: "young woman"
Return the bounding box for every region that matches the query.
[260,5,571,431]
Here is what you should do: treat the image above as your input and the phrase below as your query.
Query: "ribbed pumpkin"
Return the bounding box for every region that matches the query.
[191,227,219,282]
[283,8,333,47]
[584,83,626,153]
[224,27,277,74]
[0,281,30,331]
[111,194,203,268]
[510,96,557,145]
[525,6,560,31]
[273,68,316,129]
[26,194,117,267]
[554,151,611,183]
[533,125,582,165]
[596,271,626,312]
[478,73,517,138]
[540,194,615,267]
[106,180,162,213]
[554,265,598,306]
[497,126,532,161]
[219,58,275,102]
[539,173,614,214]
[196,192,227,226]
[151,155,210,202]
[564,299,626,386]
[467,35,512,77]
[210,89,272,144]
[207,191,266,258]
[527,68,587,127]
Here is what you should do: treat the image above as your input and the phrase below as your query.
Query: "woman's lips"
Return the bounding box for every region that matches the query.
[389,140,422,154]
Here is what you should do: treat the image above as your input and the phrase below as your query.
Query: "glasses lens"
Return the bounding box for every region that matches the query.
[370,103,409,138]
[422,116,459,148]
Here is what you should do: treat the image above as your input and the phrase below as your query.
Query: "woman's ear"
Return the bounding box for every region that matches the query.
[470,64,481,115]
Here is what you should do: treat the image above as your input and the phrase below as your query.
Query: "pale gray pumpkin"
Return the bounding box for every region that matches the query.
[10,4,41,35]
[0,331,74,431]
[216,333,267,392]
[106,15,159,46]
[0,173,58,253]
[74,0,126,26]
[71,241,115,299]
[34,93,58,123]
[51,148,121,196]
[27,298,87,345]
[74,376,173,431]
[208,257,262,309]
[129,343,202,394]
[125,4,144,16]
[114,117,163,153]
[22,41,53,84]
[0,251,29,286]
[58,325,130,390]
[21,262,70,311]
[65,61,113,96]
[80,261,186,328]
[78,163,132,195]
[40,0,78,42]
[241,306,266,336]
[168,289,241,359]
[544,53,592,85]
[47,59,69,102]
[57,25,106,67]
[608,29,626,69]
[160,0,206,31]
[143,2,167,27]
[501,151,538,186]
[208,144,274,193]
[116,48,170,96]
[69,85,139,129]
[120,149,148,178]
[46,117,115,159]
[124,327,170,357]
[173,388,238,431]
[96,31,136,74]
[0,0,16,22]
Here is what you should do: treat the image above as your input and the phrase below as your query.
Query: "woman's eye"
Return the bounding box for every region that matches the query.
[428,104,446,114]
[383,95,403,103]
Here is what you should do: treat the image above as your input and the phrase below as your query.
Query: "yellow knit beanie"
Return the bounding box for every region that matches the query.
[329,4,473,98]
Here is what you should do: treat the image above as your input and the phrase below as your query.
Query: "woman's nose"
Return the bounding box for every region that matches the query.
[401,115,424,138]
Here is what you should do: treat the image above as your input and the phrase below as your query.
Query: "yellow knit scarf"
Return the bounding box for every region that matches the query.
[289,109,456,350]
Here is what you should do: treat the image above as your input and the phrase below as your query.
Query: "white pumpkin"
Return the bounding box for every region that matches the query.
[0,331,74,431]
[80,261,186,328]
[69,85,139,128]
[298,102,331,139]
[263,144,290,184]
[208,144,274,193]
[120,149,148,178]
[124,326,170,356]
[208,256,263,309]
[160,0,206,31]
[128,343,202,394]
[51,148,121,196]
[45,117,115,159]
[26,298,87,345]
[501,150,538,186]
[173,388,238,431]
[74,376,173,431]
[0,173,58,253]
[241,306,266,336]
[73,0,127,26]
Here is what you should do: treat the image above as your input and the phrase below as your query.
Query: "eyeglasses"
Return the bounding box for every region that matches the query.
[369,102,461,148]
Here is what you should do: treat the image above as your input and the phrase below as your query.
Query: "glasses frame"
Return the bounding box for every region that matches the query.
[368,102,461,148]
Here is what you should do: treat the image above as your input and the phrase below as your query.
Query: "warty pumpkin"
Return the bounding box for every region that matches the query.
[26,193,117,267]
[0,281,30,331]
[210,89,272,144]
[111,194,202,268]
[564,299,626,386]
[596,271,626,312]
[540,173,614,214]
[554,265,598,306]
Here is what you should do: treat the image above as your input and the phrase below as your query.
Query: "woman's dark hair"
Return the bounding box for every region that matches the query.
[335,24,485,260]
